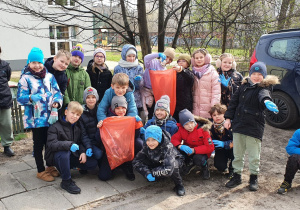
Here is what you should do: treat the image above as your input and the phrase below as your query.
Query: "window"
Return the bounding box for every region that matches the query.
[48,0,75,6]
[49,25,77,55]
[269,38,300,62]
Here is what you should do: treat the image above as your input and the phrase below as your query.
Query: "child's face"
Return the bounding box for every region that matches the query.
[29,62,44,72]
[221,57,233,72]
[94,52,105,65]
[64,109,81,124]
[111,84,128,96]
[114,106,127,116]
[53,55,70,71]
[126,54,136,63]
[166,56,173,65]
[155,108,167,120]
[211,111,225,124]
[183,121,196,132]
[193,52,205,67]
[177,59,189,69]
[86,95,97,109]
[70,55,82,67]
[146,137,159,150]
[250,72,264,84]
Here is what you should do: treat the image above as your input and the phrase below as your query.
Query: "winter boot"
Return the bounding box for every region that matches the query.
[249,174,259,191]
[227,169,234,179]
[225,173,242,188]
[202,163,210,180]
[4,146,15,157]
[60,179,81,194]
[122,162,135,181]
[173,184,185,196]
[277,180,292,194]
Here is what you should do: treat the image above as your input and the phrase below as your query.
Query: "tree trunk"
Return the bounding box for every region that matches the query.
[137,0,151,59]
[277,0,290,30]
[221,23,227,53]
[120,0,135,45]
[285,0,295,29]
[158,0,165,52]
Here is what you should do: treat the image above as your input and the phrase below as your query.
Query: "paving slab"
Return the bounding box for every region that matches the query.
[2,161,32,173]
[21,155,37,169]
[1,186,73,210]
[0,200,7,210]
[0,173,26,199]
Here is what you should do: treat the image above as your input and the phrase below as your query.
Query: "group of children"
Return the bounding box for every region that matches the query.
[12,42,299,196]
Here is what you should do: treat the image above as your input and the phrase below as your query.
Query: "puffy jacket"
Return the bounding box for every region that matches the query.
[192,65,221,118]
[143,53,166,89]
[0,60,12,109]
[176,68,194,113]
[210,124,233,150]
[64,64,91,105]
[286,129,300,156]
[45,117,85,166]
[133,130,184,178]
[17,67,63,129]
[86,59,112,102]
[224,75,279,140]
[143,116,178,137]
[44,57,68,95]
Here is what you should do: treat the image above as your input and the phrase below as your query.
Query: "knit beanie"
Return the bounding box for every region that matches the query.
[249,61,267,78]
[154,95,170,114]
[83,87,99,103]
[93,48,106,61]
[126,48,136,57]
[111,95,128,111]
[27,47,44,64]
[164,47,176,60]
[71,44,84,63]
[178,53,191,66]
[145,125,162,143]
[179,109,196,126]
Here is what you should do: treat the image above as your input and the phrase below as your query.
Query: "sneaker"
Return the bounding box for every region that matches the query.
[249,174,258,191]
[277,181,291,194]
[173,184,185,196]
[60,179,81,194]
[227,170,234,179]
[182,163,196,175]
[225,173,242,188]
[4,146,15,157]
[202,164,210,180]
[45,166,60,177]
[37,171,55,182]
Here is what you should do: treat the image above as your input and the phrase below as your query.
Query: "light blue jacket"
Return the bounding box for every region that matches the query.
[286,129,300,156]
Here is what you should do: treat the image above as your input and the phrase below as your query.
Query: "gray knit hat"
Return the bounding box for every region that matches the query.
[93,48,106,61]
[179,109,196,126]
[111,96,128,111]
[83,87,99,103]
[154,95,170,114]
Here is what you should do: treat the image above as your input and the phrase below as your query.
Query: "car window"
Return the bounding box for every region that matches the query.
[269,38,300,62]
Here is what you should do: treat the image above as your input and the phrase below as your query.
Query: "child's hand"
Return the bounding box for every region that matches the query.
[135,115,142,122]
[158,53,166,62]
[97,120,103,128]
[173,65,182,73]
[79,153,87,164]
[264,100,279,114]
[212,140,225,148]
[52,102,59,108]
[179,145,193,155]
[70,144,79,152]
[224,119,231,130]
[146,174,155,182]
[134,75,142,81]
[86,148,93,157]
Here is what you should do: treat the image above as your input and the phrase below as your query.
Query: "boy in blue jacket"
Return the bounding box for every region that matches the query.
[277,129,300,194]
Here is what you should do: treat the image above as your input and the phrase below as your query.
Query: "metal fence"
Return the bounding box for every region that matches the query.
[10,86,24,134]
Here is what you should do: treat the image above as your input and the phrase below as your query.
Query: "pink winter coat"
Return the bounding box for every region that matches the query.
[192,65,221,118]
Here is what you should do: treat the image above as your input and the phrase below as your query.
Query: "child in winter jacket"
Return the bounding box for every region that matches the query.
[209,103,234,178]
[224,62,279,191]
[191,48,220,119]
[45,101,98,194]
[216,53,243,107]
[86,48,112,102]
[64,44,91,105]
[171,109,214,180]
[17,47,63,182]
[172,53,194,122]
[133,125,186,196]
[277,129,300,194]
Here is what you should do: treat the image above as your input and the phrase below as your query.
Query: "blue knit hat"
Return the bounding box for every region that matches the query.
[179,109,196,126]
[145,125,162,143]
[71,44,84,63]
[250,61,267,78]
[27,47,44,64]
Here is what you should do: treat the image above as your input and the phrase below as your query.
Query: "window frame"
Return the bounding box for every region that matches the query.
[268,37,300,62]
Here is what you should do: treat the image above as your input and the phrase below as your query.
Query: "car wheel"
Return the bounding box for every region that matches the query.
[266,91,298,128]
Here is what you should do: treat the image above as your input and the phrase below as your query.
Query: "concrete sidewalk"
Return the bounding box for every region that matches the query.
[0,155,150,210]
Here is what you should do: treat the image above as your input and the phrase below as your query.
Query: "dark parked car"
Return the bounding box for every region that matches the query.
[250,29,300,128]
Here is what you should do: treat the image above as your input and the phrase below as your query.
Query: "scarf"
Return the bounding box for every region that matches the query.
[28,66,46,78]
[118,59,139,68]
[213,120,225,134]
[192,64,210,79]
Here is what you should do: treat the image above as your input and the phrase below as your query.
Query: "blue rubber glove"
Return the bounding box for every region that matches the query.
[30,94,42,102]
[158,53,166,62]
[134,75,142,90]
[147,174,155,182]
[135,115,142,122]
[86,148,93,157]
[219,74,231,87]
[48,108,58,125]
[264,100,279,113]
[180,145,193,155]
[140,127,146,135]
[70,144,79,152]
[134,75,142,81]
[212,140,225,148]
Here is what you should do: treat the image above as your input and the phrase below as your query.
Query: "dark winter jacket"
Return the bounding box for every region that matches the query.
[210,124,233,150]
[86,59,112,102]
[176,68,194,113]
[224,75,279,140]
[0,60,13,109]
[133,130,184,178]
[143,116,178,137]
[217,68,243,107]
[45,117,85,166]
[44,57,68,95]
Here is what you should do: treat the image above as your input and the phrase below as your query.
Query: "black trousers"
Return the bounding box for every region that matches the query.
[32,127,48,172]
[214,148,234,172]
[284,154,300,183]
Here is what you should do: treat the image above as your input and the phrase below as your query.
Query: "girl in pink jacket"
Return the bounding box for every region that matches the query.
[191,49,220,119]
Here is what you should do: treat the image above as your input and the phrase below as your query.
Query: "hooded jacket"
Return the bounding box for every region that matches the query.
[224,75,279,140]
[143,53,166,89]
[176,67,194,113]
[0,60,13,109]
[143,115,178,137]
[286,129,300,156]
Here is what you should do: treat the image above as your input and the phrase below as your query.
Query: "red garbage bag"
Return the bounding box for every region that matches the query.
[100,116,136,170]
[149,69,176,115]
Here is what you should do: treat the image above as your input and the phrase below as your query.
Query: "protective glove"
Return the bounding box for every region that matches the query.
[140,127,146,135]
[147,174,155,182]
[212,140,225,148]
[219,74,231,87]
[48,108,58,125]
[264,100,279,114]
[30,94,42,102]
[86,148,93,157]
[158,53,166,62]
[134,75,142,90]
[70,144,79,152]
[134,75,142,81]
[180,145,193,155]
[135,115,142,122]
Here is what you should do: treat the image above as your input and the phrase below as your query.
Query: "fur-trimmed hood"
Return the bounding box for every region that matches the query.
[242,75,280,87]
[194,115,212,131]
